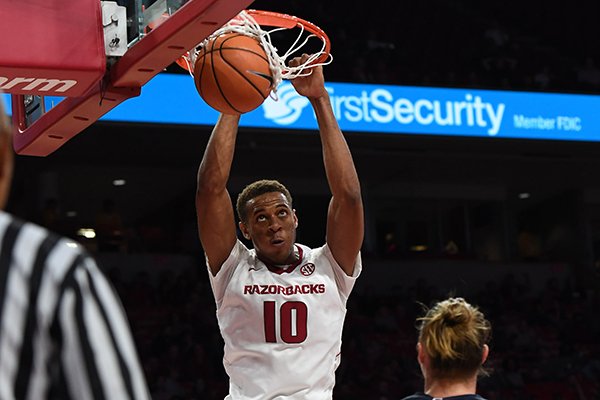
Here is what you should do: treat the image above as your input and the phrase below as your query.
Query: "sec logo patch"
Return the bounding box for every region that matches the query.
[300,263,315,276]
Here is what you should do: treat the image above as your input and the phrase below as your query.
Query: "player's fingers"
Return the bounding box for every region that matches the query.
[288,53,312,68]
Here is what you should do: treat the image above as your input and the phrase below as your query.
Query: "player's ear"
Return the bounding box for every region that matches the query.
[293,209,298,228]
[417,342,426,365]
[239,221,251,240]
[481,344,489,364]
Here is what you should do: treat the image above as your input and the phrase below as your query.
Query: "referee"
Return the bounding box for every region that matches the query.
[0,99,150,399]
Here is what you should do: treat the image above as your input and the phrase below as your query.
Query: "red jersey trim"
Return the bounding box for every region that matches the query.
[265,245,304,274]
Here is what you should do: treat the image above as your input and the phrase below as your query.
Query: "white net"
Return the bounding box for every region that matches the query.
[180,10,332,95]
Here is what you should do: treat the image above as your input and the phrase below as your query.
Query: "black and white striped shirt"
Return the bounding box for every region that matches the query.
[0,211,150,400]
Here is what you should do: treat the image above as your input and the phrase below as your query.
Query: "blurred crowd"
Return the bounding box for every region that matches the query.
[252,0,600,94]
[29,192,600,399]
[106,263,599,400]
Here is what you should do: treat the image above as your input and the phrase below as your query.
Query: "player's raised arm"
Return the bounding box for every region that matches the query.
[196,113,240,275]
[290,55,364,276]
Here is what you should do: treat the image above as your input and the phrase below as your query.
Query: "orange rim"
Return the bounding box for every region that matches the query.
[176,9,331,73]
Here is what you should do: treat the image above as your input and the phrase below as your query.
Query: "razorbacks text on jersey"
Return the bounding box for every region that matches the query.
[207,239,361,400]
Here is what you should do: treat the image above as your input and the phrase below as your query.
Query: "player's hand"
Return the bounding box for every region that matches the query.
[289,54,328,100]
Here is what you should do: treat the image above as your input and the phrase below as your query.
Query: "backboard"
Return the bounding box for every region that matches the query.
[0,0,254,156]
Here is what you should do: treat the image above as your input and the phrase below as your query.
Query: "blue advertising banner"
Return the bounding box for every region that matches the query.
[2,74,599,141]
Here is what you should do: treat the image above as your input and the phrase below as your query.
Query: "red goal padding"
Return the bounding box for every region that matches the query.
[0,0,105,97]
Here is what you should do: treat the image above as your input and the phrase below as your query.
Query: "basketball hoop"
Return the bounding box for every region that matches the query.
[176,9,332,93]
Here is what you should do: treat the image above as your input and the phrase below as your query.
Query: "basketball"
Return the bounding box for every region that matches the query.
[193,33,274,114]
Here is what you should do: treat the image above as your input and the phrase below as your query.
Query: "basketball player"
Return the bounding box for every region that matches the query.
[196,54,364,399]
[0,98,149,399]
[402,297,491,400]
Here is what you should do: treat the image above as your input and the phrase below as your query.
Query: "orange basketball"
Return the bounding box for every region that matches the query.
[193,33,274,114]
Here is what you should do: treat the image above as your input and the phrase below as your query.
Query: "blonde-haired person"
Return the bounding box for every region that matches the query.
[402,297,491,400]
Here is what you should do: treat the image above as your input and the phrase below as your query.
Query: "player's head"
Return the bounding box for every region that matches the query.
[236,179,298,265]
[416,297,491,382]
[236,179,293,223]
[0,96,14,210]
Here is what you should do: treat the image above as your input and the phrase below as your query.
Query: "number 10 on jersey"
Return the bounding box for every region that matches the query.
[263,301,308,343]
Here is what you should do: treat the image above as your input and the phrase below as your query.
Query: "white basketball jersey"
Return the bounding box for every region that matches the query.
[207,240,361,400]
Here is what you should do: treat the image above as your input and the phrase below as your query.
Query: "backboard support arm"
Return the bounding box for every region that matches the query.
[12,0,254,156]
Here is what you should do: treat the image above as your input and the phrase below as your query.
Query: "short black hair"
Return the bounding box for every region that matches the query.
[236,179,292,223]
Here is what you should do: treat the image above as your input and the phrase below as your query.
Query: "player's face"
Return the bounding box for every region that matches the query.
[240,191,298,265]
